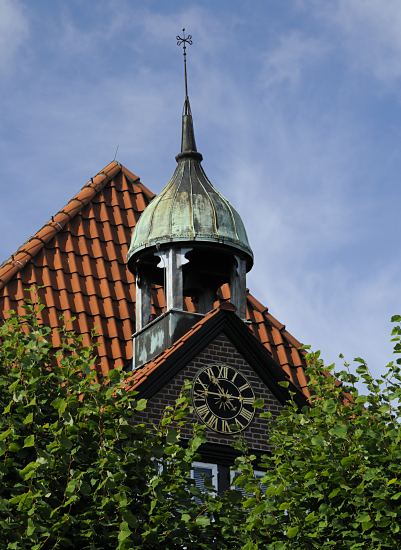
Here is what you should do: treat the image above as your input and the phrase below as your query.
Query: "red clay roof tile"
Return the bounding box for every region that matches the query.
[0,160,308,396]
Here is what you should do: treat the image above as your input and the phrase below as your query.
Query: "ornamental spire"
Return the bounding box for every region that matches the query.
[176,28,192,100]
[176,28,202,161]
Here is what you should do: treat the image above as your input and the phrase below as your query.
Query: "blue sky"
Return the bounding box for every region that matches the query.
[1,0,401,379]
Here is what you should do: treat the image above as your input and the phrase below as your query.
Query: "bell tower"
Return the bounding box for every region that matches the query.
[127,30,253,368]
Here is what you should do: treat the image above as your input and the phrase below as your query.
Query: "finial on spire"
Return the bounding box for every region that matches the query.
[176,28,192,99]
[175,29,202,162]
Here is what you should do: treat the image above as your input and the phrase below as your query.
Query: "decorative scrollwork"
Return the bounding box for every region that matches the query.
[176,28,193,53]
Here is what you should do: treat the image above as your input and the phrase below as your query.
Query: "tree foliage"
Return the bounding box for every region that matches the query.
[1,296,401,549]
[234,315,401,549]
[0,299,234,549]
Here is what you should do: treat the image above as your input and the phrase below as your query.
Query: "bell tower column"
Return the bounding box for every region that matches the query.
[156,248,191,311]
[230,255,247,320]
[135,272,152,332]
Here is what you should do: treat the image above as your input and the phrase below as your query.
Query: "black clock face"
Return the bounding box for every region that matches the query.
[192,364,255,434]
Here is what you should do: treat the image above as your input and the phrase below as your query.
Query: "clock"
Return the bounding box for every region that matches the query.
[192,364,255,434]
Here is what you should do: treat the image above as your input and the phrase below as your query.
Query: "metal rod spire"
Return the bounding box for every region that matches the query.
[176,28,192,99]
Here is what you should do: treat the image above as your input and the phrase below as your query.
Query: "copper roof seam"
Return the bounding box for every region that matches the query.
[194,162,218,235]
[198,163,239,241]
[170,161,186,238]
[188,161,195,237]
[142,184,167,244]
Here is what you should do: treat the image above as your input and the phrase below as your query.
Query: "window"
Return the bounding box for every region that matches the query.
[191,461,218,493]
[230,469,267,494]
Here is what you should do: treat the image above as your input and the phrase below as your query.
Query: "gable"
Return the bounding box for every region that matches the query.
[139,331,283,453]
[0,160,309,397]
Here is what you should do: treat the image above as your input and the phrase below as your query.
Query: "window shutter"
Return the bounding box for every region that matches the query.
[231,469,267,494]
[191,462,218,493]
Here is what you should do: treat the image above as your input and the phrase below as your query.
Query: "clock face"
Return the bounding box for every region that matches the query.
[192,364,255,434]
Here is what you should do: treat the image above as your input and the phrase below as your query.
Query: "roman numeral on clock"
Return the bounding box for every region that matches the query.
[220,419,231,433]
[238,407,253,424]
[196,403,209,419]
[207,414,219,431]
[242,397,254,405]
[217,365,228,379]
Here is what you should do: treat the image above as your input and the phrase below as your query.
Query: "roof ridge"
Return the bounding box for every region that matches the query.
[120,165,155,200]
[0,160,128,290]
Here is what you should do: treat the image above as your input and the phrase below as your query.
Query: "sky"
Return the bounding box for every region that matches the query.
[1,0,401,380]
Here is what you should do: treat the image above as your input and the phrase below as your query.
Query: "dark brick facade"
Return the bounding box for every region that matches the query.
[140,332,283,453]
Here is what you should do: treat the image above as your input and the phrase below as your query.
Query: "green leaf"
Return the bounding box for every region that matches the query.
[23,434,35,448]
[118,521,131,543]
[287,526,299,539]
[329,488,340,499]
[166,428,178,444]
[26,518,35,536]
[322,399,337,414]
[51,398,67,414]
[19,461,39,480]
[356,513,371,523]
[135,398,147,412]
[0,428,11,441]
[195,516,210,527]
[305,511,317,523]
[23,412,34,425]
[329,424,347,439]
[66,478,78,495]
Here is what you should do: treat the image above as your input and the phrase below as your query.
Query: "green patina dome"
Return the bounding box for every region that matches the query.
[127,98,253,271]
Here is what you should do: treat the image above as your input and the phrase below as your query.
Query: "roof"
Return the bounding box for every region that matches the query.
[128,97,253,270]
[0,160,309,397]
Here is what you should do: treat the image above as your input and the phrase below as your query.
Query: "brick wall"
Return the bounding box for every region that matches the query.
[140,332,282,452]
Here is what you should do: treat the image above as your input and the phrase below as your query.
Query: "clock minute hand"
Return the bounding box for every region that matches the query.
[205,390,232,398]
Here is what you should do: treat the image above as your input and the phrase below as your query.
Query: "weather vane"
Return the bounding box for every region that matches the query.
[176,28,193,98]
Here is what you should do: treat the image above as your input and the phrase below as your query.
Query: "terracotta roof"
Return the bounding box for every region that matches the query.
[0,160,309,396]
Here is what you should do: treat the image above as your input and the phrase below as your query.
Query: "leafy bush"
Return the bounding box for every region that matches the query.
[235,315,401,549]
[1,295,401,549]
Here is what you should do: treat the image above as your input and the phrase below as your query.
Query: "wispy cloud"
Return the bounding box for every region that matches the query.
[260,31,326,89]
[316,0,401,84]
[0,0,28,72]
[0,0,400,381]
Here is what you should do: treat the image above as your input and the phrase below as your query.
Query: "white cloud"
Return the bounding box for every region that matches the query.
[0,0,28,72]
[317,0,401,83]
[260,31,326,89]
